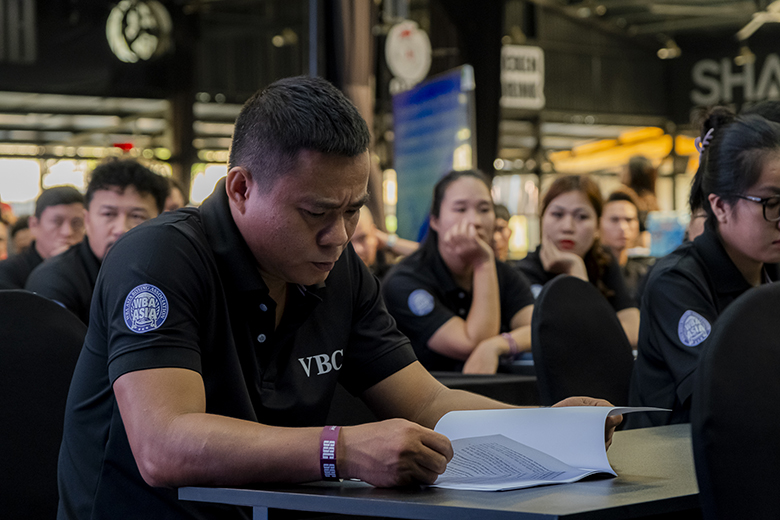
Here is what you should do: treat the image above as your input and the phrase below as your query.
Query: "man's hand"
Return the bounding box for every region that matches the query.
[439,220,494,271]
[338,418,453,487]
[551,396,622,449]
[539,234,588,281]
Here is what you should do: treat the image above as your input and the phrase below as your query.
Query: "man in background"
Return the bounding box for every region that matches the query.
[0,186,85,289]
[26,159,169,324]
[493,204,512,262]
[352,205,418,280]
[9,216,33,255]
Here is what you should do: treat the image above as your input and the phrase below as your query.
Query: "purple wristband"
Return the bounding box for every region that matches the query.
[320,425,341,481]
[502,332,519,357]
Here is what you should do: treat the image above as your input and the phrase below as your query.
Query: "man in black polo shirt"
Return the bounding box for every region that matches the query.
[0,186,85,289]
[57,76,619,520]
[25,159,169,324]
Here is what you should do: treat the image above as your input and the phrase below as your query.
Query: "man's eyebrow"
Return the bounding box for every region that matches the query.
[308,193,370,210]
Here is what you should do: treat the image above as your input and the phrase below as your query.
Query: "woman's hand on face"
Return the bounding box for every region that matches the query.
[539,233,589,281]
[441,219,494,268]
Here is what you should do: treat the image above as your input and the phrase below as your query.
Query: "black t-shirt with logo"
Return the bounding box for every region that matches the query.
[25,237,101,324]
[57,180,416,520]
[382,247,535,372]
[627,223,776,428]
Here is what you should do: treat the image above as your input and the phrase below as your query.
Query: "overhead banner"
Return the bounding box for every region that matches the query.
[669,46,780,124]
[500,45,545,110]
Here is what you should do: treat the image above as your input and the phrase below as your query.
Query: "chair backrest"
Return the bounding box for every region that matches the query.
[0,290,88,519]
[691,283,780,520]
[531,274,634,406]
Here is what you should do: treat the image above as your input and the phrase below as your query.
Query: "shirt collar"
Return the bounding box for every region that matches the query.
[693,223,754,294]
[200,178,269,295]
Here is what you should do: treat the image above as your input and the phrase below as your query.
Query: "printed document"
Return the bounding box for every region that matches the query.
[432,406,666,491]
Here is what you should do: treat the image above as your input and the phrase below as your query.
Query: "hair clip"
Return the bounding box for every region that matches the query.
[694,128,715,159]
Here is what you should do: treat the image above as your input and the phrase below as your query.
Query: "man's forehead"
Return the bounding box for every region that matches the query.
[42,202,85,215]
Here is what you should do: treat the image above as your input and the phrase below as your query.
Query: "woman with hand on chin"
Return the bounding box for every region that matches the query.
[517,174,640,347]
[382,170,536,374]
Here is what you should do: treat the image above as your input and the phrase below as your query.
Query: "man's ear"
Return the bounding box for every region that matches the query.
[225,167,253,214]
[708,193,730,225]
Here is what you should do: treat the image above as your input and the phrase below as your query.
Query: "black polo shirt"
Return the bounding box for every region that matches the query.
[0,240,43,289]
[25,238,101,324]
[516,246,636,312]
[627,224,776,428]
[382,247,535,372]
[57,181,416,520]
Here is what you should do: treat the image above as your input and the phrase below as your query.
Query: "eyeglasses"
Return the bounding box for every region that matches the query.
[732,194,780,222]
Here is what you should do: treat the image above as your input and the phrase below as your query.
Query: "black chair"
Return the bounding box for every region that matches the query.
[531,274,634,406]
[0,290,88,519]
[691,283,780,520]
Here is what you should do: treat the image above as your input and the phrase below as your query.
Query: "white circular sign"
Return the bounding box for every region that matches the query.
[107,0,173,64]
[385,21,431,84]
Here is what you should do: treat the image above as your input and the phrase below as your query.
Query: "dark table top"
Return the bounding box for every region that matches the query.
[179,423,698,519]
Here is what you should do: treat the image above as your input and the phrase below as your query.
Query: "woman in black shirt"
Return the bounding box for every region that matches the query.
[517,174,639,347]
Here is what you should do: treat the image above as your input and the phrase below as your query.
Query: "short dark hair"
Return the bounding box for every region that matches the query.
[494,203,510,222]
[228,76,371,190]
[605,188,639,210]
[10,215,29,238]
[86,159,170,213]
[626,155,656,195]
[35,186,85,218]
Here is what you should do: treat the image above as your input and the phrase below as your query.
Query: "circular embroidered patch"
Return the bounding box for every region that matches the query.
[408,289,434,317]
[678,310,711,347]
[123,284,169,333]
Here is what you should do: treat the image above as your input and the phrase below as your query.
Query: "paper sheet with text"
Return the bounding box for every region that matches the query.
[432,406,667,491]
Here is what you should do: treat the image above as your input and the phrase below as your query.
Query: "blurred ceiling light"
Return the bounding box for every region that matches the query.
[657,39,681,60]
[734,45,756,66]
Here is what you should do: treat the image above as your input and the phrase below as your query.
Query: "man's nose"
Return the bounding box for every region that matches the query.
[320,217,350,247]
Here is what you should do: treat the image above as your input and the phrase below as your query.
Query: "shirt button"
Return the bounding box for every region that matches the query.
[459,292,465,298]
[459,309,466,316]
[257,334,267,343]
[259,304,268,312]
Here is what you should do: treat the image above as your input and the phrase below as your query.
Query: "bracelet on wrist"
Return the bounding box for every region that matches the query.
[320,425,341,481]
[386,233,398,249]
[501,332,519,357]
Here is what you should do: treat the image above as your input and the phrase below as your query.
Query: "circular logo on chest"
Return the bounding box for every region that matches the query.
[408,289,434,317]
[123,284,169,333]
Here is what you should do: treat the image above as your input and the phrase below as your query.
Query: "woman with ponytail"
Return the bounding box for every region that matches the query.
[628,107,780,428]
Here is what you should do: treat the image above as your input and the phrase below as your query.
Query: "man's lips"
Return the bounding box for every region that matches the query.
[312,261,336,271]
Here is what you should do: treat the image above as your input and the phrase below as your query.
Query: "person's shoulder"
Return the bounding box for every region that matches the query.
[26,245,78,286]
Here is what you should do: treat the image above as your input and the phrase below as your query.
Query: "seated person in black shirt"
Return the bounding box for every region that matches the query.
[599,189,655,301]
[25,159,169,324]
[517,174,640,347]
[383,170,535,374]
[0,186,84,289]
[629,108,780,427]
[57,78,621,520]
